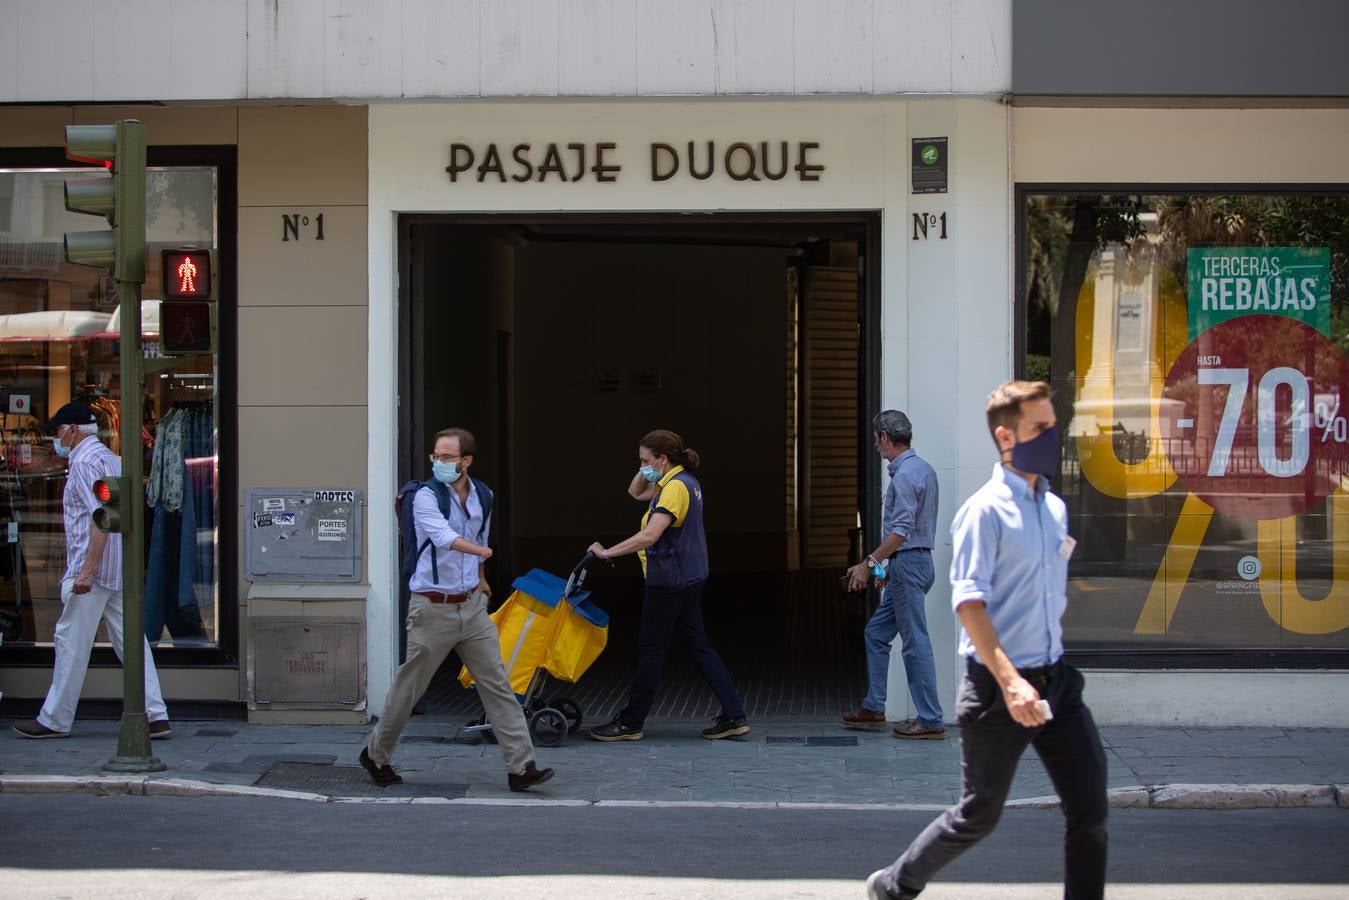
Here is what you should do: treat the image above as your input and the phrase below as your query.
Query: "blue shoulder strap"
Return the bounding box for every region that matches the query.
[418,479,492,585]
[418,480,452,587]
[470,478,494,543]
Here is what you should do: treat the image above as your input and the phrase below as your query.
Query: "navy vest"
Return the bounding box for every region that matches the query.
[645,471,709,590]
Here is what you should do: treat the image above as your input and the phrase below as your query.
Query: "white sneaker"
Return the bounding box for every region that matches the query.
[865,869,890,899]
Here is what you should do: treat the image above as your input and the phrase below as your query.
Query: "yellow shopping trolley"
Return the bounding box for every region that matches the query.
[460,553,608,746]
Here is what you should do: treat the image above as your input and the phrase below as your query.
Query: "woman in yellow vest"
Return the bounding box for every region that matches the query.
[586,429,749,742]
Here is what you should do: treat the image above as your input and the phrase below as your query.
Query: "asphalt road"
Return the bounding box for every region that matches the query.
[2,796,1346,899]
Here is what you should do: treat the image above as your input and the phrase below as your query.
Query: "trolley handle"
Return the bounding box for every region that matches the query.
[563,551,595,601]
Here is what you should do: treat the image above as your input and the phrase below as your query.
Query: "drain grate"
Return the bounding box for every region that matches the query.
[255,761,469,799]
[806,736,857,747]
[195,728,238,737]
[766,736,858,747]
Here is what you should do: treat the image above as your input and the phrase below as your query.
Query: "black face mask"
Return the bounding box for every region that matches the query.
[1008,426,1060,479]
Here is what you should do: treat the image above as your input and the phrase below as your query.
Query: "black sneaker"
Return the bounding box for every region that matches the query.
[702,715,750,740]
[588,717,644,742]
[358,747,403,786]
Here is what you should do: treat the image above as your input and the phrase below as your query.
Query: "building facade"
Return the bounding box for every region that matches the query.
[0,0,1344,727]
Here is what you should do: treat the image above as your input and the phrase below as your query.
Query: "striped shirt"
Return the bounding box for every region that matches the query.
[62,436,123,591]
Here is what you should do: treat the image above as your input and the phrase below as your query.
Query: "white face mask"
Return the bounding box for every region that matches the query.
[53,430,72,459]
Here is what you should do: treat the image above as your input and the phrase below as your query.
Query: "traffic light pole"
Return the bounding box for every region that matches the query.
[105,276,161,772]
[101,122,163,774]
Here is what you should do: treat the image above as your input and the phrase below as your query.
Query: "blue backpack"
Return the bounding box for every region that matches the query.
[396,478,494,588]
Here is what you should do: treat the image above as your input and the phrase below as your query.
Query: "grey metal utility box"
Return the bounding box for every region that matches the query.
[248,615,366,710]
[245,488,363,582]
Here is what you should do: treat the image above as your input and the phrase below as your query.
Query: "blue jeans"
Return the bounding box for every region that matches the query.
[862,549,943,727]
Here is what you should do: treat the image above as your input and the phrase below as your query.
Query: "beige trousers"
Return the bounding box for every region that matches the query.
[367,593,534,774]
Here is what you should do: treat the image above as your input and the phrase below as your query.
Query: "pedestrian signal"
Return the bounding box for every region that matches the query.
[160,302,214,355]
[92,477,126,533]
[161,249,212,300]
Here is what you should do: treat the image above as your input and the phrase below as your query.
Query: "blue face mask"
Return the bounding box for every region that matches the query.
[432,459,462,485]
[53,434,71,459]
[639,464,661,483]
[1009,426,1060,480]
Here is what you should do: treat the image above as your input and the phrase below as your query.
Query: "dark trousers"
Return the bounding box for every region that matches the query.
[882,660,1108,900]
[618,579,745,727]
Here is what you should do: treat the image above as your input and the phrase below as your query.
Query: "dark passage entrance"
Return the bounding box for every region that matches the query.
[398,215,881,719]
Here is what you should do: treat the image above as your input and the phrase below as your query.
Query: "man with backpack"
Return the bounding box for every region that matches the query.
[360,427,555,791]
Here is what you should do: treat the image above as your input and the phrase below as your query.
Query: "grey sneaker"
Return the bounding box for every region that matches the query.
[866,868,916,899]
[865,869,893,899]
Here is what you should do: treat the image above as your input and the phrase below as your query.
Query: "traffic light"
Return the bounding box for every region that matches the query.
[162,249,211,299]
[91,476,126,533]
[64,121,164,773]
[63,122,146,282]
[159,248,216,355]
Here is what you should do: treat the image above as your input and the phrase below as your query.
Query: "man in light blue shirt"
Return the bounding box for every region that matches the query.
[362,427,555,793]
[843,410,944,739]
[867,381,1107,900]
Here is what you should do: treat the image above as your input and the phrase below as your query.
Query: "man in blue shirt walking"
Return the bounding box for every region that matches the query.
[867,381,1108,900]
[360,427,555,793]
[843,410,943,739]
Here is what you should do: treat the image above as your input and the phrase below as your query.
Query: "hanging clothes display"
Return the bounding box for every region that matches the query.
[144,400,214,643]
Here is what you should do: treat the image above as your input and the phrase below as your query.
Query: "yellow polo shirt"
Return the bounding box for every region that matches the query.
[638,465,689,574]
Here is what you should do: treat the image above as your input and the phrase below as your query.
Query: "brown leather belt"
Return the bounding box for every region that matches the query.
[417,591,471,604]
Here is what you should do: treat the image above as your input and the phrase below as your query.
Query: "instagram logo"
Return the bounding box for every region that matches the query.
[1237,555,1262,581]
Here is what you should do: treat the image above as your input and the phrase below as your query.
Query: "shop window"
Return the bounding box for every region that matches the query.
[1021,190,1349,663]
[0,163,222,651]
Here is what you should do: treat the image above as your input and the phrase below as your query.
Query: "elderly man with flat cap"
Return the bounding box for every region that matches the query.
[12,402,170,740]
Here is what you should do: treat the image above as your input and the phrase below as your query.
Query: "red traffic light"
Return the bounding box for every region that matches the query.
[161,249,212,300]
[91,477,123,532]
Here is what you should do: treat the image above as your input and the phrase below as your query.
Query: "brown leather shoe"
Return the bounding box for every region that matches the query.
[358,747,403,786]
[893,720,945,740]
[841,706,888,730]
[508,761,555,792]
[149,720,172,740]
[12,719,68,739]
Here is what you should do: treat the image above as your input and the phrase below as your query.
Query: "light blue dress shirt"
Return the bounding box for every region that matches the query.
[884,448,939,551]
[949,463,1071,669]
[408,482,489,595]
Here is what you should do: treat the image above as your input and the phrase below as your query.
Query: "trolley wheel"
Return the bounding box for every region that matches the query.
[550,696,583,735]
[529,707,568,748]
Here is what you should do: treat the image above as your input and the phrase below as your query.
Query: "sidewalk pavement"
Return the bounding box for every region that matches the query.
[2,716,1347,810]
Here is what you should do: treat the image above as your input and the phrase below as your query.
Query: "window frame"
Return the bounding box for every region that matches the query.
[0,145,238,669]
[1015,182,1349,670]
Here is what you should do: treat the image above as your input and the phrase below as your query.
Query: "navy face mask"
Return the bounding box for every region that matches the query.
[1009,425,1060,479]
